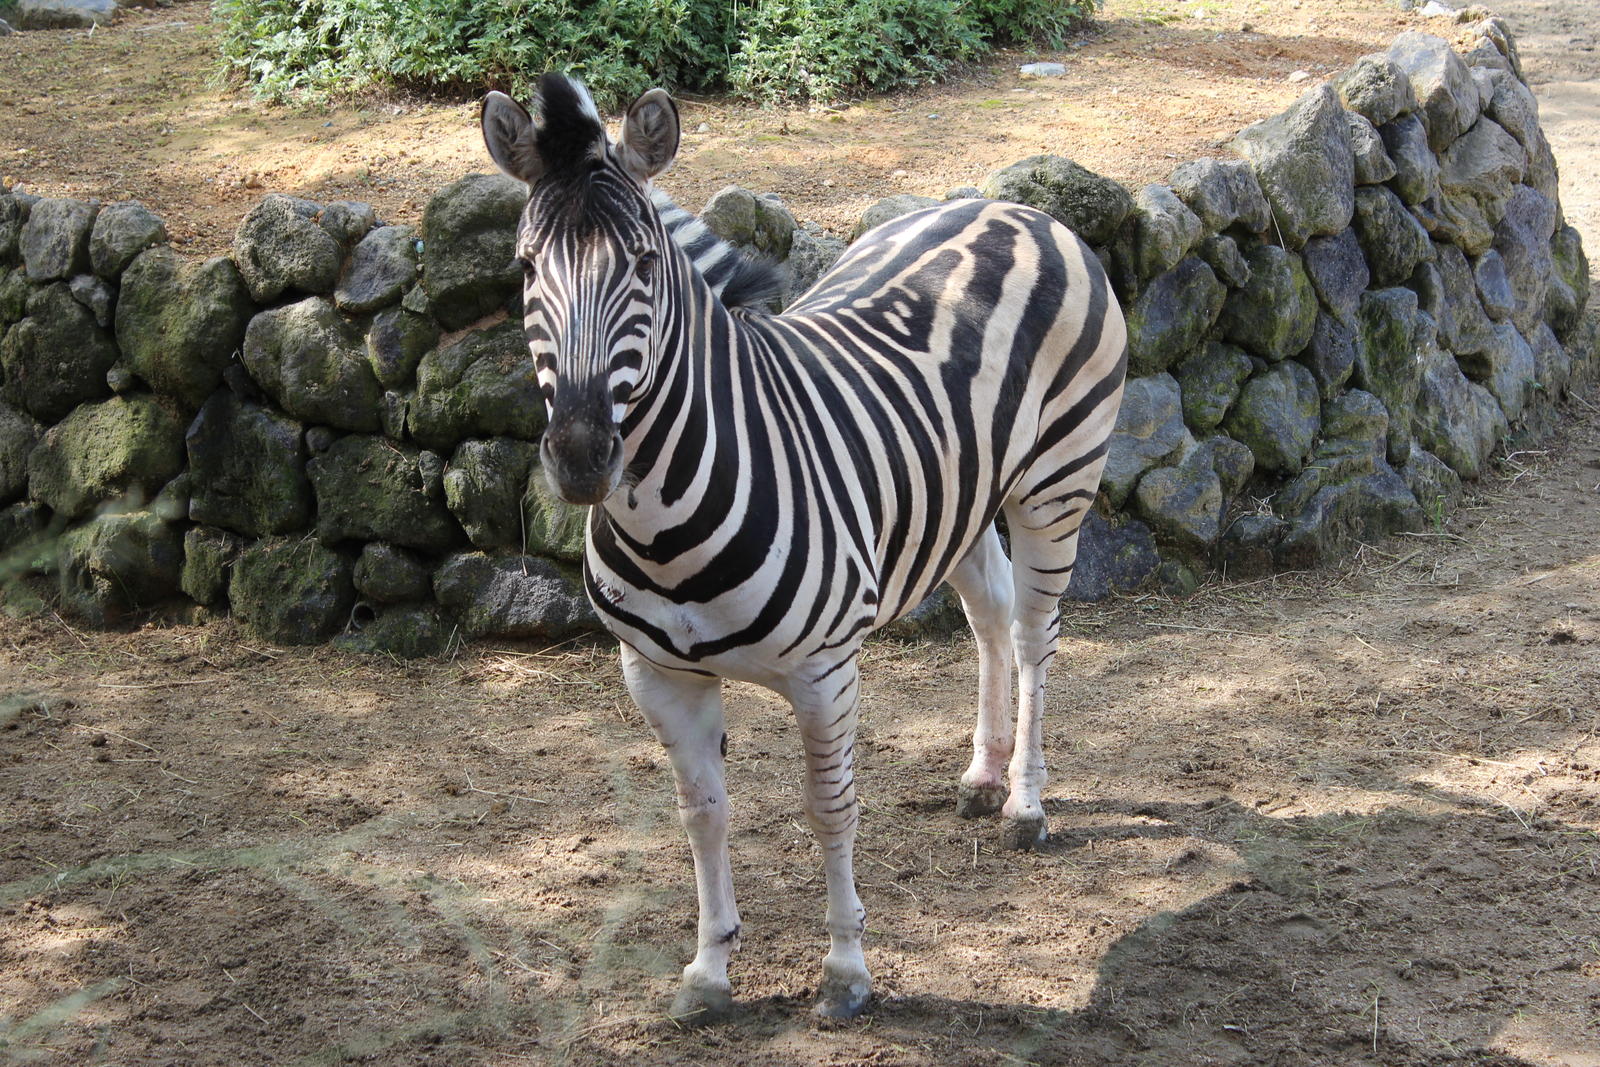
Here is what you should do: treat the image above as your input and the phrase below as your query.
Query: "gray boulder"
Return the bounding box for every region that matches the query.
[69,274,115,328]
[1433,242,1495,355]
[0,401,41,504]
[1100,373,1186,508]
[443,436,539,550]
[1471,18,1524,80]
[353,542,432,603]
[14,0,116,29]
[1353,185,1432,287]
[1457,321,1535,422]
[1174,341,1253,432]
[1437,117,1526,256]
[1299,311,1358,399]
[335,604,452,658]
[1062,511,1160,602]
[307,435,460,551]
[241,297,383,432]
[1400,442,1462,520]
[58,511,182,624]
[1388,32,1480,152]
[0,195,26,265]
[20,198,98,282]
[0,282,117,421]
[1355,288,1424,464]
[335,224,419,313]
[232,194,344,304]
[1276,465,1422,568]
[1492,184,1556,334]
[185,391,312,537]
[783,227,847,306]
[89,202,166,279]
[407,318,545,450]
[1229,85,1355,248]
[230,537,357,645]
[180,526,244,606]
[317,201,377,248]
[0,267,29,324]
[1486,71,1540,154]
[366,306,440,390]
[1167,158,1271,234]
[28,394,186,520]
[1301,228,1370,325]
[1197,234,1250,288]
[1135,448,1224,555]
[1378,113,1440,205]
[1336,54,1417,126]
[1124,256,1226,377]
[704,187,799,256]
[1216,244,1317,361]
[115,249,254,408]
[981,155,1133,246]
[1112,184,1204,296]
[1412,343,1507,480]
[421,173,526,330]
[433,552,599,639]
[1348,113,1398,186]
[1223,361,1320,474]
[1473,248,1515,321]
[1526,321,1572,397]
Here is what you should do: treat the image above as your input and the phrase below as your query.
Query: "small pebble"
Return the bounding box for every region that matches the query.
[1288,70,1311,83]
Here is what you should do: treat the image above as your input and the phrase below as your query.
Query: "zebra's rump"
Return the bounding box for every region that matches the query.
[589,198,1126,680]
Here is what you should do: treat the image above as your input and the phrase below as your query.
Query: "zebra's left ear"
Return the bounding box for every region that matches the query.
[617,88,680,182]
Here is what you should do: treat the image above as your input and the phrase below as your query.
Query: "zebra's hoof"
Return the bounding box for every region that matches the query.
[999,813,1047,851]
[956,781,1006,818]
[669,981,734,1026]
[815,972,872,1020]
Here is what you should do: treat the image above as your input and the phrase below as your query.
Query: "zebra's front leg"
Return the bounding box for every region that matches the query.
[619,644,741,1022]
[785,659,872,1019]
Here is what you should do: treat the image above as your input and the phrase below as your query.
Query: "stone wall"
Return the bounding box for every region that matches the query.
[0,18,1593,653]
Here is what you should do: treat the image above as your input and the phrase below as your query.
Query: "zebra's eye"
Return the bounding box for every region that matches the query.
[517,255,536,278]
[634,252,658,285]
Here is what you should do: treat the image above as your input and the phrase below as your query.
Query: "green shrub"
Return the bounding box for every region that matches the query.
[212,0,1098,108]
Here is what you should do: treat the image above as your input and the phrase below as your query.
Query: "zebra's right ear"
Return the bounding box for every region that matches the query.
[481,91,544,186]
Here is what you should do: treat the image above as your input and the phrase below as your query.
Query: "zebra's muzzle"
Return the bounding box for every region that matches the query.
[541,418,625,506]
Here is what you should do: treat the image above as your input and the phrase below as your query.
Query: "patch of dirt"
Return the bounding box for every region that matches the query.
[4,2,1600,1065]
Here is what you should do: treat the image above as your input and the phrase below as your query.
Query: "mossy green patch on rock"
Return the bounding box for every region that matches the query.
[1223,361,1320,474]
[422,174,525,331]
[443,437,538,551]
[407,318,545,451]
[185,391,312,538]
[353,541,431,603]
[1,282,117,422]
[28,393,186,520]
[241,296,383,433]
[1217,244,1318,362]
[1354,287,1424,464]
[180,526,244,607]
[58,510,183,625]
[116,248,255,410]
[230,537,356,645]
[1175,342,1254,432]
[307,434,460,551]
[1125,257,1226,377]
[334,604,452,658]
[981,155,1133,246]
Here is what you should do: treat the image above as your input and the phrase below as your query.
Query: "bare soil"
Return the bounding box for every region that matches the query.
[3,2,1600,1065]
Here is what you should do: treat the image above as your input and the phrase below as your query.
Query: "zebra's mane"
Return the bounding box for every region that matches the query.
[651,189,783,311]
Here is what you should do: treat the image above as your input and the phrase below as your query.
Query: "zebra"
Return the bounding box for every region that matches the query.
[481,73,1127,1022]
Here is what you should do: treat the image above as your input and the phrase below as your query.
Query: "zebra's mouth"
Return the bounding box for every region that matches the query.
[540,426,625,506]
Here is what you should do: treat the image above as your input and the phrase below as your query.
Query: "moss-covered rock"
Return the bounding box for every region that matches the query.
[306,434,459,551]
[1100,372,1186,508]
[232,194,344,304]
[981,155,1133,246]
[0,268,30,325]
[523,465,588,562]
[1229,85,1355,248]
[20,197,98,282]
[115,248,255,409]
[1348,112,1398,186]
[366,306,440,390]
[334,603,452,658]
[1412,344,1507,480]
[1167,157,1271,234]
[1134,449,1224,555]
[241,296,383,433]
[89,201,167,279]
[58,510,182,624]
[407,318,545,450]
[443,437,538,551]
[0,282,117,421]
[1223,361,1320,474]
[1111,184,1204,297]
[1124,257,1226,377]
[1457,322,1536,422]
[1354,288,1425,464]
[335,224,420,314]
[1336,54,1417,127]
[28,394,186,519]
[230,537,357,645]
[1378,113,1440,206]
[1276,465,1422,567]
[180,526,244,606]
[185,390,313,537]
[0,401,42,505]
[702,186,800,255]
[1174,342,1253,432]
[1062,511,1160,602]
[1545,225,1591,341]
[1353,185,1433,288]
[1437,117,1526,256]
[353,541,431,603]
[1299,312,1358,399]
[1217,245,1317,362]
[422,174,526,330]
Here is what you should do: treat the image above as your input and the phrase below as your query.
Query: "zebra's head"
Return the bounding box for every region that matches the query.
[480,74,680,506]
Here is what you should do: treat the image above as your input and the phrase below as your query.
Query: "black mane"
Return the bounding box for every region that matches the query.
[532,73,606,178]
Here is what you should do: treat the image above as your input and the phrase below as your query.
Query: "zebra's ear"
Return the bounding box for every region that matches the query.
[617,88,680,182]
[481,91,544,186]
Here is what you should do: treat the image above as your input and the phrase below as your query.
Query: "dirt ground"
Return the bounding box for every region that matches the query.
[3,1,1600,1065]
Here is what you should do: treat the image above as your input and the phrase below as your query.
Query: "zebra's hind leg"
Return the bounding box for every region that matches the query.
[997,475,1098,851]
[946,525,1016,818]
[619,644,741,1023]
[783,656,872,1019]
